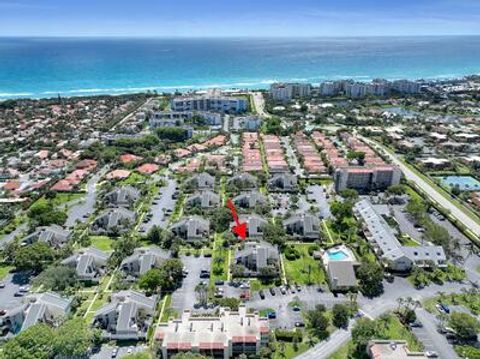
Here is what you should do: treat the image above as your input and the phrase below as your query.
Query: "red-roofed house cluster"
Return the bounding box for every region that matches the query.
[262,134,289,173]
[242,132,263,172]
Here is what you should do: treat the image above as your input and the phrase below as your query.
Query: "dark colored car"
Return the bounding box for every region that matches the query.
[259,290,265,300]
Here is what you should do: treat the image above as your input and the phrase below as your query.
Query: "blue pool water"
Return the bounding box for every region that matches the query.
[328,250,348,261]
[438,176,480,191]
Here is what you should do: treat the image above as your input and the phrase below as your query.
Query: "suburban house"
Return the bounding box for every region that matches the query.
[268,173,298,192]
[185,172,215,191]
[227,173,257,189]
[120,246,170,278]
[186,190,220,209]
[233,191,268,209]
[235,241,279,277]
[283,213,320,239]
[170,216,210,242]
[155,306,270,359]
[0,292,72,338]
[354,199,447,272]
[61,247,110,283]
[104,185,140,208]
[21,224,70,248]
[91,207,136,235]
[237,214,268,240]
[93,290,158,340]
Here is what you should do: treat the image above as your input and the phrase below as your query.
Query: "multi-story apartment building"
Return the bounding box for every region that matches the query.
[269,82,311,101]
[155,306,270,359]
[334,166,402,192]
[171,95,247,113]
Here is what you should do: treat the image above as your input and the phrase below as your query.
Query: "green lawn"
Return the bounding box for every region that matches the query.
[160,295,179,322]
[271,340,310,359]
[120,172,147,185]
[250,278,275,292]
[50,192,85,207]
[0,264,14,280]
[283,244,326,285]
[424,292,480,316]
[89,236,114,251]
[399,234,420,247]
[209,234,230,285]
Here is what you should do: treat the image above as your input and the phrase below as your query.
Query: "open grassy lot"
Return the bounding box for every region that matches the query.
[50,192,85,206]
[89,235,114,251]
[283,244,326,285]
[0,264,14,280]
[160,295,179,322]
[271,338,310,359]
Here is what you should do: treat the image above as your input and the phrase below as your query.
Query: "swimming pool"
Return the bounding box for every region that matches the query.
[328,250,348,261]
[438,176,480,191]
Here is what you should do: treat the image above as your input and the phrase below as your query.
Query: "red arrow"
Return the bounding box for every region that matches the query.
[226,198,247,240]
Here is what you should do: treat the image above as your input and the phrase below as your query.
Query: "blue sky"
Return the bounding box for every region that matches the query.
[1,0,480,37]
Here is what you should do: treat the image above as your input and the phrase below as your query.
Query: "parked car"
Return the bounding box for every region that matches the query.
[269,288,276,296]
[409,321,423,328]
[292,305,301,312]
[259,290,265,300]
[425,351,438,358]
[111,347,119,358]
[294,322,305,327]
[0,282,5,289]
[280,286,287,295]
[267,311,276,319]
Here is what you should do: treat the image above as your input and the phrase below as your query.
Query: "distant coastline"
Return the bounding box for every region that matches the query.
[1,74,479,102]
[1,36,480,100]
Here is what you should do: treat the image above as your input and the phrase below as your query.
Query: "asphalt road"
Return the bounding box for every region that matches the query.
[251,92,269,117]
[297,277,474,359]
[65,166,109,228]
[361,137,480,238]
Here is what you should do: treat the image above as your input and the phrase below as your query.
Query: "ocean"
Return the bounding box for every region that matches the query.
[1,36,480,99]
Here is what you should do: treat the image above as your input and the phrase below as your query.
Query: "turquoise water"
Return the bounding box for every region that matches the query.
[328,250,348,261]
[1,36,480,99]
[439,176,480,191]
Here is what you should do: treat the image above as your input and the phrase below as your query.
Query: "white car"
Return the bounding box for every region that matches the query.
[425,351,438,358]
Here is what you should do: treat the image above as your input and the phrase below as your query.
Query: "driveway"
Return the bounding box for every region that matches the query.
[171,255,211,312]
[413,309,459,359]
[141,178,177,233]
[0,221,27,247]
[281,136,304,178]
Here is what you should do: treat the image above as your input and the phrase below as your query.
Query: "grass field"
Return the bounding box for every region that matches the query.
[89,236,114,251]
[283,244,326,285]
[0,264,14,280]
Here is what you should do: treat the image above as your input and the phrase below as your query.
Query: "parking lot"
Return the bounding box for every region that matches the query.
[0,272,32,311]
[140,177,177,233]
[412,309,458,359]
[91,344,147,359]
[171,254,211,312]
[306,184,332,219]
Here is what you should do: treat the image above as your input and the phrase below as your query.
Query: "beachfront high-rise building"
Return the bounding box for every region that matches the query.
[171,93,248,113]
[270,82,311,101]
[391,80,422,94]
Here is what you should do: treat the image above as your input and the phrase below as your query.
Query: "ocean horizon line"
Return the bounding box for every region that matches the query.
[1,73,479,101]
